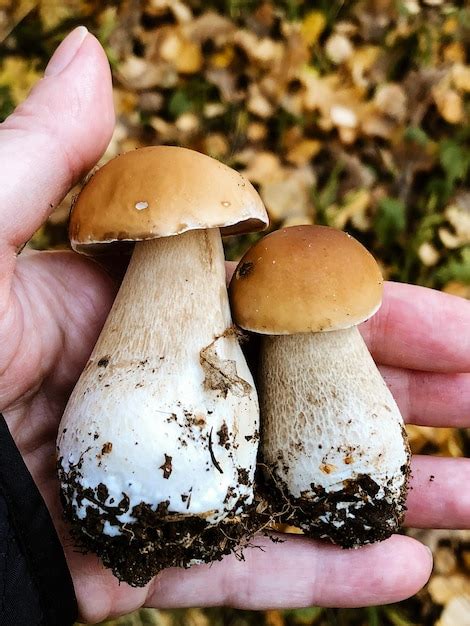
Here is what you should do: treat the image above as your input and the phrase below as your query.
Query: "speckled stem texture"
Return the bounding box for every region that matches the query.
[57,229,259,585]
[259,326,410,548]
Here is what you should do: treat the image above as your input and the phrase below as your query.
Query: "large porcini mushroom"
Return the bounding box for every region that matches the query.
[229,225,410,548]
[57,146,268,586]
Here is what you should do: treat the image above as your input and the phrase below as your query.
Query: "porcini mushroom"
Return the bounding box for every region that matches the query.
[229,225,410,547]
[57,146,268,586]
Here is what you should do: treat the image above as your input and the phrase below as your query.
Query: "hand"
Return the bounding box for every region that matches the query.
[1,27,469,623]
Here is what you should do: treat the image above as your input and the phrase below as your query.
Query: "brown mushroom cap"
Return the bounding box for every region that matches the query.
[70,146,268,254]
[229,225,383,334]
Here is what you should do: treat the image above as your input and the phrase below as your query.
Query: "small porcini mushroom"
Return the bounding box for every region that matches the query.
[57,146,268,586]
[229,225,410,548]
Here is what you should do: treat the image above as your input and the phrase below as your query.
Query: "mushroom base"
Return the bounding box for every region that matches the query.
[58,464,259,587]
[60,466,257,587]
[256,463,410,548]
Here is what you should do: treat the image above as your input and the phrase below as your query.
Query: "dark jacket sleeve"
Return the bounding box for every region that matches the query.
[0,413,78,626]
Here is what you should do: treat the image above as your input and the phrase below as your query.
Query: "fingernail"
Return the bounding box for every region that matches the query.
[45,26,88,77]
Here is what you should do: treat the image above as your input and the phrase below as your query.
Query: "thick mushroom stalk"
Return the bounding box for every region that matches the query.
[229,225,410,547]
[260,326,409,547]
[58,229,259,585]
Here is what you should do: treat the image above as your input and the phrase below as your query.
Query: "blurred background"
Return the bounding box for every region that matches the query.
[1,0,469,624]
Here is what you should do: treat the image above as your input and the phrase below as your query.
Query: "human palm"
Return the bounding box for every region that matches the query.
[1,28,469,624]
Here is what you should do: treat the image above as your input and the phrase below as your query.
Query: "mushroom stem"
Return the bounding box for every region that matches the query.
[57,228,259,583]
[92,229,234,365]
[259,325,410,547]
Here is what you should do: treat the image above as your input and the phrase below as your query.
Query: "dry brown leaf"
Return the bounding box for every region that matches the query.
[374,83,407,121]
[402,0,420,14]
[261,166,315,222]
[432,82,464,124]
[203,102,226,118]
[325,33,353,64]
[0,0,34,42]
[159,30,203,74]
[233,29,280,66]
[247,83,274,118]
[438,595,470,626]
[451,65,470,92]
[429,574,470,605]
[347,45,381,89]
[265,610,285,626]
[247,122,267,142]
[418,242,440,266]
[439,194,470,248]
[406,425,462,456]
[435,546,458,575]
[282,215,314,228]
[186,608,210,626]
[361,106,398,140]
[149,116,179,143]
[285,139,321,166]
[39,0,88,30]
[204,133,229,159]
[187,11,235,43]
[175,112,199,134]
[240,151,284,185]
[118,56,176,90]
[205,68,243,103]
[326,188,371,231]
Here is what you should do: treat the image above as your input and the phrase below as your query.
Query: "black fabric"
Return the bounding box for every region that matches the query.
[0,413,78,626]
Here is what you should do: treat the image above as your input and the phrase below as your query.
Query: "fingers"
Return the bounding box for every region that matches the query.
[406,456,470,529]
[362,282,470,373]
[381,366,470,427]
[0,27,114,252]
[147,534,432,610]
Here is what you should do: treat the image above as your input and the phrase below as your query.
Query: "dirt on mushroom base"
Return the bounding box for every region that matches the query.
[253,448,411,548]
[58,460,263,587]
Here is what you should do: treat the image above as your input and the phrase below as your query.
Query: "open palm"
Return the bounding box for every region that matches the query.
[1,29,469,624]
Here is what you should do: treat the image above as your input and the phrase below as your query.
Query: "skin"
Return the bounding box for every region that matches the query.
[0,27,469,623]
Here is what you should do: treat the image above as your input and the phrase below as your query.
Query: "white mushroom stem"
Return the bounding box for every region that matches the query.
[58,229,259,536]
[260,326,409,516]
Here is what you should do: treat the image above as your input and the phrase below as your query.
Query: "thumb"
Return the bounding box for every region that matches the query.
[0,26,115,255]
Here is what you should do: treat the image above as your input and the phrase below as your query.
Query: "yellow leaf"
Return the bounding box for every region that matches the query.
[39,0,90,30]
[160,31,203,74]
[443,42,466,64]
[326,189,371,230]
[443,15,459,35]
[210,45,235,69]
[347,45,381,89]
[0,56,41,104]
[265,610,285,626]
[175,39,203,74]
[300,10,326,46]
[443,282,470,299]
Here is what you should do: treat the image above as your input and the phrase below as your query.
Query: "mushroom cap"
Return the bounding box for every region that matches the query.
[70,146,268,253]
[229,225,383,334]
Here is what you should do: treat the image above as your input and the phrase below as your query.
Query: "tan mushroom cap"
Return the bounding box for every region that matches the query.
[229,225,383,334]
[70,146,268,253]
